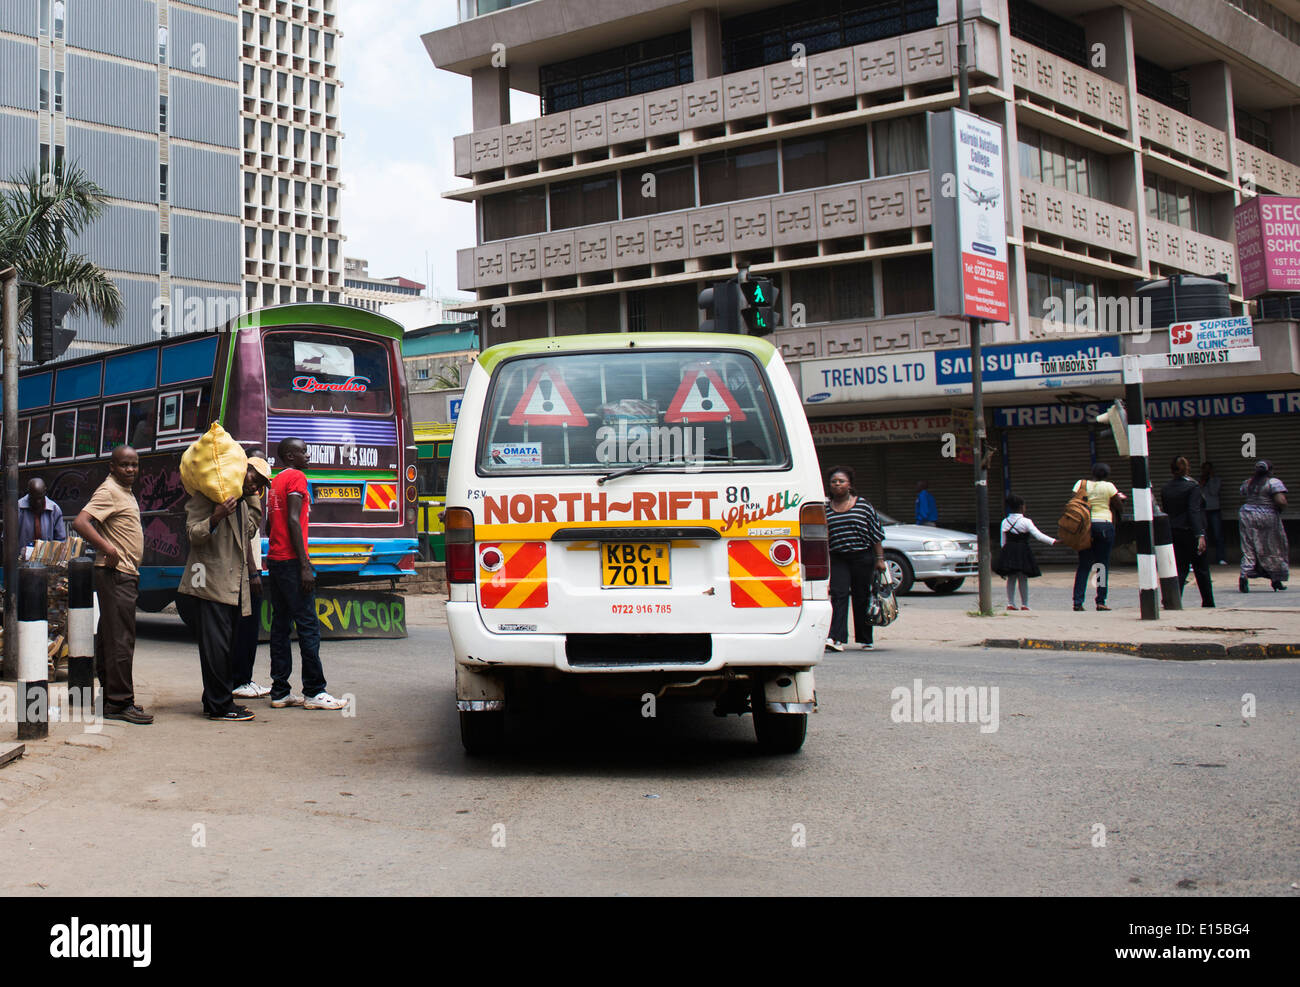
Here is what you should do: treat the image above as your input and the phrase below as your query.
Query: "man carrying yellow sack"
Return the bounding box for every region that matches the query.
[178,454,273,721]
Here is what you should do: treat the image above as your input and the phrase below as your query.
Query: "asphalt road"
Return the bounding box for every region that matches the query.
[1,610,1297,896]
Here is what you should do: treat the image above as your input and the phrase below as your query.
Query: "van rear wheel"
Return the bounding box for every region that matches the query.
[459,710,505,755]
[752,693,807,754]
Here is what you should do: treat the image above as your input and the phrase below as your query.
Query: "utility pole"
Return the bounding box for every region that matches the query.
[956,0,993,615]
[2,267,19,679]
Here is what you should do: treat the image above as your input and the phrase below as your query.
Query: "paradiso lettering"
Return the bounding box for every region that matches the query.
[292,375,370,394]
[481,489,802,531]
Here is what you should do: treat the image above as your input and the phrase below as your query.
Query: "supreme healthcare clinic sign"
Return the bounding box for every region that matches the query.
[1234,196,1300,297]
[1169,315,1254,354]
[929,109,1010,323]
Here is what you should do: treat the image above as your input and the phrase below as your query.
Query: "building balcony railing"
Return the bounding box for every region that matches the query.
[457,172,933,291]
[1235,141,1300,196]
[452,20,1000,179]
[1008,37,1128,134]
[1017,179,1138,259]
[1136,95,1229,173]
[1144,216,1237,283]
[772,316,968,364]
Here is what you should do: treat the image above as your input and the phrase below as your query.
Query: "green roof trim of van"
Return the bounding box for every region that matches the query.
[476,332,778,374]
[230,303,405,342]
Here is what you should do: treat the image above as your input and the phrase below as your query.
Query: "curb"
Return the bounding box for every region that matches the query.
[979,638,1300,660]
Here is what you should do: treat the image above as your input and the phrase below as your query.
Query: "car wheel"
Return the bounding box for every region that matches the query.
[459,710,506,755]
[924,578,965,594]
[752,701,808,754]
[884,551,914,594]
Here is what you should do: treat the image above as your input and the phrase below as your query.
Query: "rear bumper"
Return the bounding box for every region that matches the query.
[447,599,831,673]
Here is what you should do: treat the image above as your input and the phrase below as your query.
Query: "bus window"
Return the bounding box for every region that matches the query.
[158,391,182,434]
[129,396,155,450]
[52,409,76,460]
[102,401,128,453]
[14,419,29,464]
[182,386,208,430]
[25,414,50,464]
[263,332,393,416]
[75,406,100,458]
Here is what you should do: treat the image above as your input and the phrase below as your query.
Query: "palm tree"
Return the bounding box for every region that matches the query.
[0,162,123,344]
[431,363,462,389]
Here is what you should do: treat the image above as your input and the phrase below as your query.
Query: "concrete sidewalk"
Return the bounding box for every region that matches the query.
[885,566,1300,659]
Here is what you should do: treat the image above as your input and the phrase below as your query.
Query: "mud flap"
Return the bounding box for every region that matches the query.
[761,670,816,713]
[456,663,506,711]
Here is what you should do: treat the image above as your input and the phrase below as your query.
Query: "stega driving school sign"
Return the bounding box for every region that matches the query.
[929,109,1010,323]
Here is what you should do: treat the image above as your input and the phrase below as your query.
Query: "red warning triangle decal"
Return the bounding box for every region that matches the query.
[508,364,587,427]
[664,366,747,423]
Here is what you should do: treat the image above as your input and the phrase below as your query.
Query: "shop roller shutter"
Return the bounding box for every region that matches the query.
[1204,416,1300,521]
[1003,423,1093,565]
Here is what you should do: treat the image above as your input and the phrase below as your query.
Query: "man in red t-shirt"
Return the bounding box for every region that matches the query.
[265,437,345,710]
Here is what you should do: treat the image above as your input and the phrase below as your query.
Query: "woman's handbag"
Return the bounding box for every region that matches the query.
[868,568,899,626]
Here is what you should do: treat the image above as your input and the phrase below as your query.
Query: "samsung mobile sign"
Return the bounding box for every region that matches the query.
[930,109,1010,322]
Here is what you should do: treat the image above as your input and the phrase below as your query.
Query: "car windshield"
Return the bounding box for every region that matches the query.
[479,348,787,473]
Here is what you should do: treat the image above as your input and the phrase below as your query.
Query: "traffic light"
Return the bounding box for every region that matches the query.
[1095,399,1129,457]
[31,286,77,363]
[698,279,741,334]
[739,275,778,335]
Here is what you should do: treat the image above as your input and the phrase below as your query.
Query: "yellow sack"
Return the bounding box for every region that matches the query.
[180,423,248,503]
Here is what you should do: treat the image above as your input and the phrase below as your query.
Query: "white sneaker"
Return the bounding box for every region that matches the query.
[825,639,844,652]
[233,681,271,699]
[304,691,346,710]
[270,693,305,708]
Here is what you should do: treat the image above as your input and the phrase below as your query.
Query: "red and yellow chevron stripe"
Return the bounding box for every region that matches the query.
[478,542,549,609]
[364,482,397,511]
[728,539,801,608]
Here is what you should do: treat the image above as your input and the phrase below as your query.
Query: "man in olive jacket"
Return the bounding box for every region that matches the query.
[178,458,272,720]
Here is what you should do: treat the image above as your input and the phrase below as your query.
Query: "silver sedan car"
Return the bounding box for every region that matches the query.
[876,511,978,594]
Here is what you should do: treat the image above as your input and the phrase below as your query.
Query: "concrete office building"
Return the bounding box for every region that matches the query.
[343,256,425,312]
[238,0,344,309]
[425,0,1300,551]
[0,0,243,357]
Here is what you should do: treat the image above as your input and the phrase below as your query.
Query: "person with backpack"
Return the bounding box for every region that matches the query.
[1069,463,1127,612]
[995,494,1056,610]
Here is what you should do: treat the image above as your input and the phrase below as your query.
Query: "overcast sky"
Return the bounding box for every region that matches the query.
[339,1,535,301]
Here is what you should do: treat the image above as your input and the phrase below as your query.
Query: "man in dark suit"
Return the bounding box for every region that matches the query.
[1161,456,1214,608]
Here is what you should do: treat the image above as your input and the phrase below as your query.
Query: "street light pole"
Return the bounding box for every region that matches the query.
[2,267,19,679]
[956,0,993,614]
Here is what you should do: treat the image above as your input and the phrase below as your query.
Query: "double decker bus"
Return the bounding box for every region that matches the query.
[4,303,419,611]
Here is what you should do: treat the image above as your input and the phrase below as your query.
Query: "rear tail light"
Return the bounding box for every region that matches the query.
[445,507,475,583]
[406,465,417,483]
[769,539,796,567]
[406,484,417,502]
[397,553,415,571]
[799,503,829,581]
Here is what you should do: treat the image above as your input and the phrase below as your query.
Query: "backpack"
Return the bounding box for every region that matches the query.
[1056,480,1093,551]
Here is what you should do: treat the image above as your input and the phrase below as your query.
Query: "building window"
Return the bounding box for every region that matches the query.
[159,95,167,133]
[1135,57,1190,116]
[416,368,429,380]
[481,188,547,241]
[699,142,779,205]
[53,71,63,113]
[158,26,168,64]
[782,127,869,191]
[539,31,693,115]
[1235,106,1273,153]
[39,69,49,111]
[789,262,875,324]
[1008,0,1085,67]
[53,0,64,39]
[621,160,695,218]
[549,175,618,230]
[160,233,169,273]
[1017,126,1110,201]
[723,0,938,74]
[871,116,928,176]
[628,284,697,332]
[880,255,933,315]
[40,0,48,35]
[1026,262,1122,329]
[1143,173,1216,235]
[159,164,168,202]
[554,293,622,335]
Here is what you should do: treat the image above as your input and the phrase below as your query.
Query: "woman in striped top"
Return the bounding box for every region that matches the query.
[825,466,887,651]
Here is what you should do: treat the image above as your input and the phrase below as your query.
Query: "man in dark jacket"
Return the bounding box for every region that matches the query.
[1161,456,1214,607]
